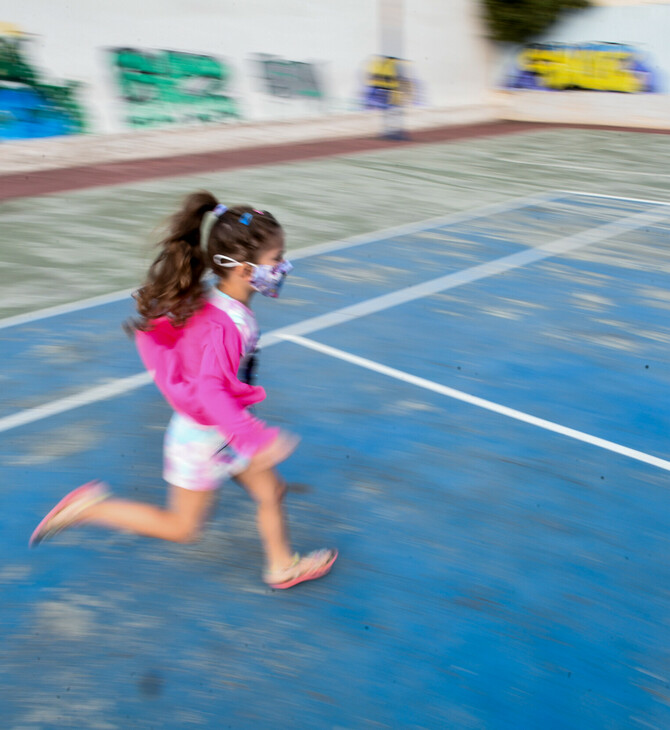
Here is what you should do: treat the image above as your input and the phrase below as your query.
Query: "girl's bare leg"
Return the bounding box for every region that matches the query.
[81,485,215,543]
[234,466,295,572]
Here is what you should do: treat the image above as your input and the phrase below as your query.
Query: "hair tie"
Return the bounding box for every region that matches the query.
[239,212,253,226]
[213,204,228,218]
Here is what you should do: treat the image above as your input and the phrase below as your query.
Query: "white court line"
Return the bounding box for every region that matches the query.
[260,204,670,347]
[0,372,152,434]
[0,190,558,331]
[559,190,670,207]
[497,159,670,182]
[2,202,669,435]
[0,288,137,331]
[4,188,664,332]
[281,334,670,474]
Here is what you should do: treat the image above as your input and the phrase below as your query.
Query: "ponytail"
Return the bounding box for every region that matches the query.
[132,191,218,331]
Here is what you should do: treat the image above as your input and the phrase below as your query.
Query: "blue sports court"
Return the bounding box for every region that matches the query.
[1,186,669,728]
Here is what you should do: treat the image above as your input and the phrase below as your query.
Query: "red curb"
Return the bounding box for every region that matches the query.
[1,120,668,201]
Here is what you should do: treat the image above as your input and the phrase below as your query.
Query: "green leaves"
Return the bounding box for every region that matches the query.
[482,0,591,44]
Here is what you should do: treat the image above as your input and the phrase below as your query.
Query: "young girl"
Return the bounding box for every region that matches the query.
[30,191,337,590]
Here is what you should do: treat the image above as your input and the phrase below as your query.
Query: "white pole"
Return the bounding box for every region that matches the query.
[379,0,403,58]
[378,0,407,139]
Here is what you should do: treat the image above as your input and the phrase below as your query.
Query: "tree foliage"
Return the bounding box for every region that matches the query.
[481,0,591,45]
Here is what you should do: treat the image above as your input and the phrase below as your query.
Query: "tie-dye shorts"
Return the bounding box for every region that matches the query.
[163,412,250,491]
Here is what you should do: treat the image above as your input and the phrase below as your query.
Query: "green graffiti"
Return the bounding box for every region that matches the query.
[0,31,87,139]
[0,35,37,84]
[110,47,240,128]
[254,54,323,99]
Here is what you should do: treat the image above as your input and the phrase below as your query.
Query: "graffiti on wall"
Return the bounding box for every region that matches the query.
[505,42,659,93]
[253,54,323,100]
[109,47,239,128]
[0,23,86,140]
[363,56,416,109]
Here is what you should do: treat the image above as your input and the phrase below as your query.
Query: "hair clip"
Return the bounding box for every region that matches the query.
[213,204,228,218]
[239,212,253,226]
[253,209,264,215]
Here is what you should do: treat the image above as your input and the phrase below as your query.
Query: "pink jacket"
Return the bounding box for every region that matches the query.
[135,302,278,458]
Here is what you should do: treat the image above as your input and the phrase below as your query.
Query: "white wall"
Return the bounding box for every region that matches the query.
[4,0,491,134]
[405,0,490,108]
[7,1,670,139]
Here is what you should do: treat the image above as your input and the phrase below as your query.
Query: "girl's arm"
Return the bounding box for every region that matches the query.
[197,341,279,458]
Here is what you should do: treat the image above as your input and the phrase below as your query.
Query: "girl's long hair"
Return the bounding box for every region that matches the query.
[133,191,217,331]
[130,191,282,332]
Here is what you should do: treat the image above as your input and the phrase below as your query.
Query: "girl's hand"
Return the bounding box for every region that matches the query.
[247,430,300,473]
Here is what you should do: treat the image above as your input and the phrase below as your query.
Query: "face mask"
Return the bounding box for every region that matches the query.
[249,260,293,298]
[213,255,293,298]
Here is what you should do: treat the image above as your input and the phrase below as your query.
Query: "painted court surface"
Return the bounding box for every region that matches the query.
[1,127,670,728]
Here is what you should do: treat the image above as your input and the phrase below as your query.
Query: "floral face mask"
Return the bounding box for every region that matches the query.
[213,255,293,298]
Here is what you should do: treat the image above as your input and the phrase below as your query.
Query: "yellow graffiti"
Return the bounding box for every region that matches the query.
[520,47,644,93]
[0,22,23,37]
[367,56,412,106]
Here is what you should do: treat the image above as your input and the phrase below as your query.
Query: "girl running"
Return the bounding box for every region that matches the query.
[30,191,337,590]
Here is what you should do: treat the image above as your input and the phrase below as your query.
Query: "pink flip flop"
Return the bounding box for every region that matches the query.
[29,480,109,547]
[265,548,338,589]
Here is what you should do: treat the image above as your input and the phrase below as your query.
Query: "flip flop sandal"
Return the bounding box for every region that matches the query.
[29,480,110,547]
[265,548,338,589]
